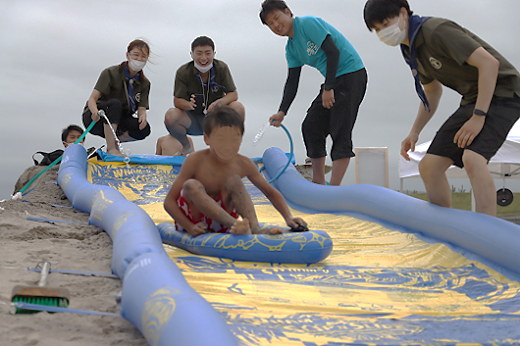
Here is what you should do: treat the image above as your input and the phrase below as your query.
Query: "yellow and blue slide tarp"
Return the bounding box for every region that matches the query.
[61,144,520,345]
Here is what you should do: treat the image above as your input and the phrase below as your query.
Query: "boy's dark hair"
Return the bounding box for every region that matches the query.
[363,0,413,31]
[259,0,292,25]
[61,124,84,142]
[191,36,215,52]
[203,106,244,136]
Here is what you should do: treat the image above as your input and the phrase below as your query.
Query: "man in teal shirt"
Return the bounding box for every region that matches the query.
[260,0,367,186]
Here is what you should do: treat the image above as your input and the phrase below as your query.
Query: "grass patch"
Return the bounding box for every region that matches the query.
[407,192,520,217]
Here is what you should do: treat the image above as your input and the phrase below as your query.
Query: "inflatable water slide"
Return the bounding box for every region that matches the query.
[57,144,520,345]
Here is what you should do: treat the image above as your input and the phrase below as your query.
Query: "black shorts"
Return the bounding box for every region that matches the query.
[302,68,367,161]
[185,110,205,136]
[427,95,520,168]
[83,99,151,141]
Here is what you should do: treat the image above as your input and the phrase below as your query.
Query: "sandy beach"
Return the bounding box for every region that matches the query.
[0,166,147,346]
[0,162,318,346]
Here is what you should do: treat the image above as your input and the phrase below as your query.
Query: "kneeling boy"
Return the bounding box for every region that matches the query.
[164,106,306,236]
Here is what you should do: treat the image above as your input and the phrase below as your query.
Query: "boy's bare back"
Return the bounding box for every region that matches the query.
[156,135,194,156]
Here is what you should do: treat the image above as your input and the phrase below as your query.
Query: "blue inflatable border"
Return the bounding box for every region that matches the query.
[95,149,294,166]
[262,147,520,278]
[58,144,238,346]
[157,222,333,264]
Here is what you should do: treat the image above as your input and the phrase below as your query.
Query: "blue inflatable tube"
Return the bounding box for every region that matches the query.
[157,222,332,264]
[262,147,520,277]
[58,145,238,346]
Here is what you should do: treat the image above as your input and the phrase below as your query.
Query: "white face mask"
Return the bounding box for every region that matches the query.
[193,61,213,73]
[128,58,146,72]
[377,14,407,47]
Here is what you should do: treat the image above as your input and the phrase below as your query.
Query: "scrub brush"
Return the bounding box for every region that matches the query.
[11,261,70,314]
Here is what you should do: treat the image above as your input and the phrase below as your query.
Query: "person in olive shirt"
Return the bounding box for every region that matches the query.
[364,0,520,216]
[83,39,152,157]
[164,36,245,156]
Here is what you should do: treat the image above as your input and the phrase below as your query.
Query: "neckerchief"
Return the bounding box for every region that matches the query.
[400,15,431,111]
[196,66,225,93]
[123,65,140,112]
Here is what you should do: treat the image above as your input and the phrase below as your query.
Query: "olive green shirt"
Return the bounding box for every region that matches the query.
[404,17,520,105]
[173,59,236,105]
[83,64,151,114]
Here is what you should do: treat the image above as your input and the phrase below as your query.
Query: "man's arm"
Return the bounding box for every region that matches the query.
[320,35,340,109]
[453,47,500,148]
[270,67,302,126]
[173,68,196,111]
[173,96,195,111]
[401,79,443,160]
[207,90,239,113]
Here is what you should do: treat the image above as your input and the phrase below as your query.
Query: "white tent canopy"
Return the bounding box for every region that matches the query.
[399,121,520,184]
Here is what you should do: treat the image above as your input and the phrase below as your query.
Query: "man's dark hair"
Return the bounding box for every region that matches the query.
[61,124,84,142]
[363,0,413,31]
[203,106,244,136]
[259,0,292,25]
[191,36,215,52]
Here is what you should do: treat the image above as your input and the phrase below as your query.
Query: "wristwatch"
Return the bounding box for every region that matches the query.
[473,109,487,116]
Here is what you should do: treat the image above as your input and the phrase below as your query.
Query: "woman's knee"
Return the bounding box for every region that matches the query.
[127,123,151,141]
[102,99,123,123]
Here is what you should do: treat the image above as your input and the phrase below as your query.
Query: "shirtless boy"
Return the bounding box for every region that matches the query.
[155,134,194,156]
[163,106,306,236]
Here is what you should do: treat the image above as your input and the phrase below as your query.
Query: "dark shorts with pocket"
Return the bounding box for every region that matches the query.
[427,95,520,168]
[302,68,367,161]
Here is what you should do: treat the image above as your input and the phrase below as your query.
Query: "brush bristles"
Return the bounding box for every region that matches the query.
[12,296,68,314]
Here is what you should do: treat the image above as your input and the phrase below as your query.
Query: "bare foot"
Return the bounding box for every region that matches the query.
[107,148,126,157]
[253,226,284,235]
[230,218,252,235]
[264,227,283,235]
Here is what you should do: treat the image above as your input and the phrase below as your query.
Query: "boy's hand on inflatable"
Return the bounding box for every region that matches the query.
[189,222,208,237]
[288,218,308,232]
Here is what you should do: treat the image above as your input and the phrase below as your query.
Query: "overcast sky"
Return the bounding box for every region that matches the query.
[2,0,519,200]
